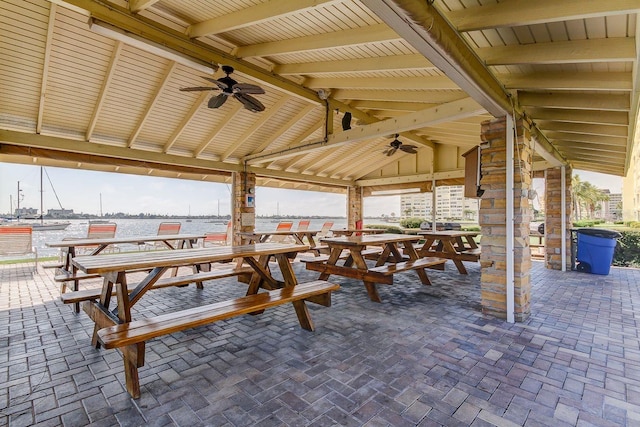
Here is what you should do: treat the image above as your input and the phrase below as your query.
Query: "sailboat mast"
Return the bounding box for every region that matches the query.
[40,167,44,225]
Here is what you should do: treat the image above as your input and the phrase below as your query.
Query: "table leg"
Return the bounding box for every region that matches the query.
[443,240,468,274]
[403,242,431,286]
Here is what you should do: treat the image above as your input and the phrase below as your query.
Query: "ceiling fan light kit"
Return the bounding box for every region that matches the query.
[180,65,266,112]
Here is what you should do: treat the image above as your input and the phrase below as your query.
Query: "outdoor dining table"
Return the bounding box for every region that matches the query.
[416,230,481,274]
[330,228,384,237]
[237,230,321,250]
[305,233,446,302]
[71,243,312,345]
[47,234,206,307]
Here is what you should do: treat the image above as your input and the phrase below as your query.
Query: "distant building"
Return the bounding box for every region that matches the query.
[608,193,622,221]
[400,185,479,221]
[14,207,38,218]
[47,208,74,218]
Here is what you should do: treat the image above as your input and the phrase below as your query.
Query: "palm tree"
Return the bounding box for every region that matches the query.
[571,175,610,220]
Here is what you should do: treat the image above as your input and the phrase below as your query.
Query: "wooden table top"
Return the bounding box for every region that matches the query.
[72,243,309,274]
[417,230,479,238]
[237,230,320,236]
[321,233,421,246]
[330,228,384,235]
[46,233,206,248]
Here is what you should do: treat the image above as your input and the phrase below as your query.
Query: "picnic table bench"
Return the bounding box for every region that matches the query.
[416,230,480,274]
[306,233,446,302]
[47,233,205,312]
[72,243,339,398]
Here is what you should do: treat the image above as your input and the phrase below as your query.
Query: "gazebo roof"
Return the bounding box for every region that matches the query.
[1,0,638,193]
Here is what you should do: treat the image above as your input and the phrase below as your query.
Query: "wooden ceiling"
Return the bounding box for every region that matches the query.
[1,0,638,192]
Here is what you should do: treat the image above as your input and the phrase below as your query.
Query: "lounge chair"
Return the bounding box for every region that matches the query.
[0,225,38,272]
[314,221,334,254]
[77,222,118,254]
[268,221,293,243]
[204,221,232,246]
[297,220,310,231]
[143,222,182,250]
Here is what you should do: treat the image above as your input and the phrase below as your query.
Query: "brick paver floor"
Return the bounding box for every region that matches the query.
[1,258,639,426]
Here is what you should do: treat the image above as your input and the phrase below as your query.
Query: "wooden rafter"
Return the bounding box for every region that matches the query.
[86,41,123,141]
[219,96,292,161]
[187,0,338,38]
[163,92,209,153]
[446,0,640,32]
[234,24,399,58]
[193,103,243,158]
[37,3,57,135]
[274,54,434,75]
[128,62,176,148]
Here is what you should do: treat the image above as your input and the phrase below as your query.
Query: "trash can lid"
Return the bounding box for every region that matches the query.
[576,228,622,239]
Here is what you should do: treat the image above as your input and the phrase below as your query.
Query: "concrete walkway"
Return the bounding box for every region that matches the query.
[1,259,639,426]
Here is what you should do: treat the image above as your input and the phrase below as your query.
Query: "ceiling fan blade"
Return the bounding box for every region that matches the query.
[233,83,265,94]
[385,148,397,156]
[208,94,228,108]
[401,146,418,154]
[235,93,265,112]
[179,86,219,92]
[201,76,229,91]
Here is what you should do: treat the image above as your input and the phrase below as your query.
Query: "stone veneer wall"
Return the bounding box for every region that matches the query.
[479,117,532,321]
[544,167,573,270]
[347,186,363,229]
[232,171,256,246]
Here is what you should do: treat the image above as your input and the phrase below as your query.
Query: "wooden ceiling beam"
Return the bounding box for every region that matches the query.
[62,0,322,104]
[446,0,640,32]
[552,142,626,154]
[305,76,458,90]
[187,0,338,38]
[129,0,160,13]
[245,98,482,163]
[536,121,629,137]
[526,108,629,126]
[500,72,633,91]
[234,24,399,58]
[519,92,631,111]
[129,62,176,148]
[86,41,123,141]
[350,100,437,111]
[220,96,292,161]
[274,54,434,75]
[363,0,510,116]
[163,92,209,153]
[478,38,636,65]
[332,89,466,103]
[193,103,243,157]
[545,132,627,146]
[37,3,57,135]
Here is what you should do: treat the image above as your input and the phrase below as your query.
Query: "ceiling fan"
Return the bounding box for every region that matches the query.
[383,135,418,156]
[179,65,265,112]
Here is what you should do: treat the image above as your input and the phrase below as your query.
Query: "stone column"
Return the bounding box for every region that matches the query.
[232,171,256,246]
[479,117,533,321]
[544,166,573,270]
[347,186,363,229]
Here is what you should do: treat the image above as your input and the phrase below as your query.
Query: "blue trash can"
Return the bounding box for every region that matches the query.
[576,228,621,275]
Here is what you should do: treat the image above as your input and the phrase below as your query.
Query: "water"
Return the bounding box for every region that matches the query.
[23,217,348,259]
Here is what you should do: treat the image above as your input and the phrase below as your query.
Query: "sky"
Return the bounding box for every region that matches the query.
[0,163,623,218]
[0,163,399,217]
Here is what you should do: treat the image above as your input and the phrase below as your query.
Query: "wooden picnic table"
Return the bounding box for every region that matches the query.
[237,229,320,246]
[330,228,384,237]
[416,230,480,274]
[71,243,339,398]
[47,234,206,310]
[305,233,446,302]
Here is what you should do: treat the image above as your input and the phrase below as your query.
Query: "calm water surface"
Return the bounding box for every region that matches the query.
[24,218,348,258]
